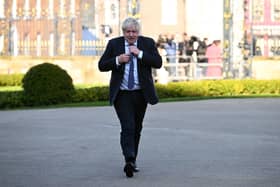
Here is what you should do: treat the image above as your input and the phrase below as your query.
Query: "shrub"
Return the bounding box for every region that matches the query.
[1,79,280,109]
[0,91,24,109]
[0,74,24,86]
[72,86,108,103]
[22,62,74,106]
[156,80,280,98]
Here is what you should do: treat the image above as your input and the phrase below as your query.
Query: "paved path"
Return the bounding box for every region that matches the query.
[0,98,280,187]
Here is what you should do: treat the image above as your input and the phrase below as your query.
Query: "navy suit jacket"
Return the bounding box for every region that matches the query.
[98,36,162,105]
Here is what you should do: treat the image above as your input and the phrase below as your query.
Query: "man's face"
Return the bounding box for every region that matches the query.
[124,26,139,44]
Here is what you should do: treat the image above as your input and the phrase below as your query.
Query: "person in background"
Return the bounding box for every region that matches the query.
[276,47,280,56]
[197,37,209,76]
[206,40,222,77]
[256,46,262,56]
[178,32,193,63]
[98,17,162,178]
[197,38,208,63]
[156,33,167,49]
[164,34,177,76]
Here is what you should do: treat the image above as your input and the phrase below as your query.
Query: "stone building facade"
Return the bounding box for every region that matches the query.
[0,0,188,56]
[0,0,279,58]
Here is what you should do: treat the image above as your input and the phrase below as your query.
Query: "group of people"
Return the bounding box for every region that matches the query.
[270,46,280,56]
[156,32,223,77]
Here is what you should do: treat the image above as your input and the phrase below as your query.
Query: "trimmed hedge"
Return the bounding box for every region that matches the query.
[0,91,24,109]
[0,80,280,109]
[0,74,24,86]
[72,86,108,102]
[156,80,280,98]
[22,63,75,106]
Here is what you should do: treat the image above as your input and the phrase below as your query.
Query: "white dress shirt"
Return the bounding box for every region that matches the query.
[116,40,143,90]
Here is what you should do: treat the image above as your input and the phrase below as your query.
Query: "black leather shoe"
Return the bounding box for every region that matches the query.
[132,162,139,172]
[123,162,134,178]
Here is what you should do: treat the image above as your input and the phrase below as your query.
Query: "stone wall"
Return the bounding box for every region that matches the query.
[0,56,110,85]
[251,59,280,80]
[1,57,280,84]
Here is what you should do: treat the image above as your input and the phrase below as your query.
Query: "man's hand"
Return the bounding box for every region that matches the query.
[118,54,130,64]
[129,45,140,56]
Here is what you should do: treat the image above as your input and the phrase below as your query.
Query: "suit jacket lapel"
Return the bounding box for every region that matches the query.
[118,37,126,54]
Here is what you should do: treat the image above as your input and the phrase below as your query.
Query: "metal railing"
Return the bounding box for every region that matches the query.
[0,39,106,57]
[154,55,252,83]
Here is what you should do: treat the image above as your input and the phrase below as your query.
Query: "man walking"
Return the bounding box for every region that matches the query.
[98,17,162,178]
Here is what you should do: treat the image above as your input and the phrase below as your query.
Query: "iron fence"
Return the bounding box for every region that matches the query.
[154,55,252,82]
[0,38,106,57]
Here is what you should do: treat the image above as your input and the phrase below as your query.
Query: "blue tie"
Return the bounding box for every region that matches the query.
[127,53,134,89]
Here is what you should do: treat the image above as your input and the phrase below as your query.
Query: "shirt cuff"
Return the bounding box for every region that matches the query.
[116,56,120,66]
[137,50,143,59]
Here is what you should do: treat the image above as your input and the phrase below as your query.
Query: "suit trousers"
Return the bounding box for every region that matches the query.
[114,89,147,162]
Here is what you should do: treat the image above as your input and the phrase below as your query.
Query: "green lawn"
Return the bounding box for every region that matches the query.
[0,84,108,92]
[0,86,22,92]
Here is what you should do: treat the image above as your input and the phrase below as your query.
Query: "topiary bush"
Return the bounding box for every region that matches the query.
[22,62,74,106]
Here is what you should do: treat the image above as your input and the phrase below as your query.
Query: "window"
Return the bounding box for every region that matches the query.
[127,0,140,18]
[161,0,177,25]
[12,0,17,18]
[271,0,280,21]
[59,33,65,55]
[105,0,119,25]
[71,32,75,55]
[36,0,41,19]
[252,0,264,22]
[36,33,41,56]
[24,0,30,19]
[24,33,30,55]
[70,0,75,17]
[49,33,54,56]
[48,0,54,19]
[11,24,18,56]
[0,0,5,18]
[59,0,66,18]
[0,35,4,54]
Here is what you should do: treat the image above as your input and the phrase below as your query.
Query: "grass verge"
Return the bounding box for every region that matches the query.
[4,95,280,111]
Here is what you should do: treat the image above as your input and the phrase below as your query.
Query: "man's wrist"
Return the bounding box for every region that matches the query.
[116,56,120,66]
[137,50,143,59]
